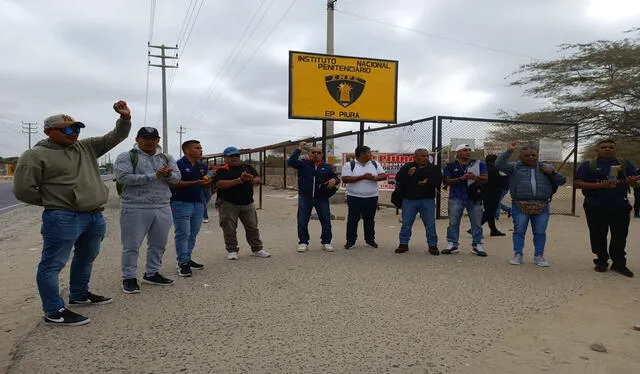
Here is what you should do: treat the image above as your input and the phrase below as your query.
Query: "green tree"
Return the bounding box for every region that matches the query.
[492,28,640,141]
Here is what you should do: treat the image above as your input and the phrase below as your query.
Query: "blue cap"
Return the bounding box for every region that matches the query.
[223,146,240,156]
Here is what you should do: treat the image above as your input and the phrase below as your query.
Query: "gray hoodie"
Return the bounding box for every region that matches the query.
[13,118,131,211]
[114,145,181,208]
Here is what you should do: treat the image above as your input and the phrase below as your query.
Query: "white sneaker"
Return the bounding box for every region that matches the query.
[251,250,271,258]
[202,219,209,223]
[533,255,550,267]
[322,244,335,252]
[472,243,487,257]
[297,243,308,252]
[226,252,238,260]
[442,242,459,255]
[509,254,524,265]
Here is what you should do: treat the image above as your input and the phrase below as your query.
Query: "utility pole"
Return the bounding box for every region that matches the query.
[326,0,337,165]
[148,43,179,152]
[21,121,38,149]
[176,125,186,156]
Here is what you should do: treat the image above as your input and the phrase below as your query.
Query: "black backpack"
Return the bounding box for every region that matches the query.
[350,159,378,171]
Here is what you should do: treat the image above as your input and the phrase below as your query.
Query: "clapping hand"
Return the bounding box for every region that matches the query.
[418,178,429,185]
[240,171,254,182]
[540,166,555,175]
[408,167,417,176]
[325,178,337,189]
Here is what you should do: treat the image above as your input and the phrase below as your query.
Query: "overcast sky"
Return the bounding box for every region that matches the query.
[1,0,639,160]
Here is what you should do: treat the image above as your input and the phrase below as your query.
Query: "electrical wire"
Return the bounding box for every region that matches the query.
[144,0,157,126]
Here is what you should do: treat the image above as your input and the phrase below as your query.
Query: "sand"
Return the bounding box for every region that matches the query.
[0,182,638,373]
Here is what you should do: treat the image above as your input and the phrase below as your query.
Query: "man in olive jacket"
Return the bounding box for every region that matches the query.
[13,101,132,326]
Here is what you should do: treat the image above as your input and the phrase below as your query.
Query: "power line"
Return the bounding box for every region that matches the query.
[191,0,299,124]
[335,9,537,60]
[144,0,157,126]
[176,0,196,47]
[186,0,273,123]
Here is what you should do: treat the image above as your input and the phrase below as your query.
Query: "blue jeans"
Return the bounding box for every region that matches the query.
[202,189,212,220]
[446,199,483,246]
[171,201,205,264]
[399,198,438,246]
[38,210,106,315]
[511,202,550,257]
[297,197,332,244]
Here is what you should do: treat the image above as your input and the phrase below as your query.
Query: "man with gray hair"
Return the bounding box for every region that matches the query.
[496,141,566,267]
[115,127,181,294]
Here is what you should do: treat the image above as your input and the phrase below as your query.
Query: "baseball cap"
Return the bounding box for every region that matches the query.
[43,114,85,130]
[136,127,160,138]
[223,146,240,156]
[455,144,472,152]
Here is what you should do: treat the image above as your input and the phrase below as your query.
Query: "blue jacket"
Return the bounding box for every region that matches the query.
[287,149,340,199]
[496,150,566,201]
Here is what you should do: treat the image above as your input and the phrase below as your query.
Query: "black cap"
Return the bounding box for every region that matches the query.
[136,127,160,138]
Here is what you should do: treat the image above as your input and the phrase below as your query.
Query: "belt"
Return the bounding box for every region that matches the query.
[85,207,105,214]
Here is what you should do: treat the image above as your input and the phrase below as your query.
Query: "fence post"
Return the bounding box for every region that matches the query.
[436,116,443,219]
[358,121,365,146]
[572,124,579,216]
[283,146,287,190]
[258,151,263,209]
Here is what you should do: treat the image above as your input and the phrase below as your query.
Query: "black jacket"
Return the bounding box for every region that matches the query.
[395,162,442,200]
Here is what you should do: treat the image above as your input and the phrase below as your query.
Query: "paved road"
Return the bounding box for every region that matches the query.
[0,175,114,214]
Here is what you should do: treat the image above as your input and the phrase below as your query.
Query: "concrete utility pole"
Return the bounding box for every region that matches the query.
[176,125,186,155]
[148,43,179,152]
[21,121,37,149]
[326,0,337,164]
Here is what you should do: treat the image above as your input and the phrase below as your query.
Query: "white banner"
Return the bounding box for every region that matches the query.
[538,138,563,162]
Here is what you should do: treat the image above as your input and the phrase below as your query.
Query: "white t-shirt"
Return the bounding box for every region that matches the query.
[341,160,386,198]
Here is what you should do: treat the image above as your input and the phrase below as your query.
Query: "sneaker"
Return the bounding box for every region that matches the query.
[322,244,335,252]
[69,292,113,306]
[188,260,204,270]
[593,259,608,273]
[490,231,506,237]
[344,242,356,250]
[178,263,192,277]
[227,251,239,260]
[611,265,634,278]
[251,249,271,258]
[472,244,488,257]
[533,255,550,267]
[122,278,140,294]
[202,219,209,223]
[509,254,524,265]
[395,244,409,254]
[441,243,459,255]
[297,243,308,252]
[44,307,90,326]
[428,245,440,256]
[365,241,379,248]
[142,273,175,286]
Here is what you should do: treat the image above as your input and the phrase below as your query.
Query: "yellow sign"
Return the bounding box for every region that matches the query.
[288,51,398,123]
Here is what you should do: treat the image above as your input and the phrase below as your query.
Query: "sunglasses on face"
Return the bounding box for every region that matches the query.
[310,151,322,154]
[57,126,82,135]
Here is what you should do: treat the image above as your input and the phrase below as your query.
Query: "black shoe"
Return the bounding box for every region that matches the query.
[178,263,193,278]
[490,231,506,237]
[44,307,90,326]
[472,247,488,257]
[344,242,356,249]
[122,278,140,294]
[69,292,113,306]
[593,259,608,273]
[466,229,472,235]
[188,260,204,270]
[395,244,409,254]
[142,273,176,285]
[611,265,634,278]
[365,241,379,248]
[428,245,440,256]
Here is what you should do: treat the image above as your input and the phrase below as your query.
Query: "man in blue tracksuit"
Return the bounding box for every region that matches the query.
[288,142,340,252]
[496,141,566,267]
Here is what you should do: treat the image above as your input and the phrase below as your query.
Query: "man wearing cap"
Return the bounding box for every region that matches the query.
[170,140,211,277]
[394,148,442,254]
[341,145,388,249]
[212,146,271,260]
[288,141,340,252]
[114,126,181,293]
[442,144,489,256]
[13,101,132,326]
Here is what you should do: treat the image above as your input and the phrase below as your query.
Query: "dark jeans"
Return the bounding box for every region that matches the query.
[482,189,501,233]
[346,196,378,244]
[584,204,631,267]
[634,187,640,216]
[297,197,332,245]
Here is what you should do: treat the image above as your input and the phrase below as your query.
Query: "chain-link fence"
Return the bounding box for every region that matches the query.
[436,116,579,217]
[203,115,578,215]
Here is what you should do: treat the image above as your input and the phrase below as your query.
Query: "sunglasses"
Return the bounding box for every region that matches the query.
[57,126,82,135]
[310,151,322,154]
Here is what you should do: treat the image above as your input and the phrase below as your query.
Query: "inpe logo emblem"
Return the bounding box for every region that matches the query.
[325,75,366,107]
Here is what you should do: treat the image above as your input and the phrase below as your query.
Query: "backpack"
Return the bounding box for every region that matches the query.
[116,150,170,196]
[350,159,378,172]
